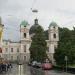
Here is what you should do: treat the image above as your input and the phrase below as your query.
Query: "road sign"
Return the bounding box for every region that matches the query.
[65,56,68,61]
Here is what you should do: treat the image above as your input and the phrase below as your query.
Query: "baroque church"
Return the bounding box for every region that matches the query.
[0,18,59,64]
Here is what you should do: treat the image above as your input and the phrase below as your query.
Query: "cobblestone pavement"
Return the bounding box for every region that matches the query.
[0,64,74,75]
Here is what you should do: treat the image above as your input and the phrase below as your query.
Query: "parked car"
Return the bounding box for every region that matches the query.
[28,61,42,68]
[42,62,53,70]
[34,62,41,68]
[32,61,37,67]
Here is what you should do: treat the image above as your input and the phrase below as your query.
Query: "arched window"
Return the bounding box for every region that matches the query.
[24,33,26,38]
[24,56,26,60]
[24,45,26,52]
[11,48,13,52]
[53,34,56,38]
[24,25,26,27]
[17,48,19,52]
[53,26,55,29]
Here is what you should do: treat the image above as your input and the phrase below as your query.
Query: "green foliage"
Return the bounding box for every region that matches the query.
[44,30,48,40]
[29,26,47,62]
[54,27,75,66]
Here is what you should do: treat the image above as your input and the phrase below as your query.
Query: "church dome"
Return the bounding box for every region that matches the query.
[49,21,58,27]
[29,19,39,34]
[29,24,39,34]
[20,20,28,27]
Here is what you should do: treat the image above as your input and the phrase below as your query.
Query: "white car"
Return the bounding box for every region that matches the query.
[32,61,37,66]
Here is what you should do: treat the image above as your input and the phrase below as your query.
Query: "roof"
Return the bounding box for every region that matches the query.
[49,21,58,27]
[20,20,28,27]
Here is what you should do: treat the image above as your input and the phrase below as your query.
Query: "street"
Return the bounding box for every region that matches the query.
[0,64,74,75]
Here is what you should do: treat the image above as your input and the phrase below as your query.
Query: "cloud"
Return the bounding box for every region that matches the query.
[0,0,75,41]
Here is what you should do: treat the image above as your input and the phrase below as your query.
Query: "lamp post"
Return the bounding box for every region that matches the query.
[65,56,68,73]
[31,9,38,19]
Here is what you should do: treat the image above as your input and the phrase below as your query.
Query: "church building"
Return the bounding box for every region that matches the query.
[0,18,59,64]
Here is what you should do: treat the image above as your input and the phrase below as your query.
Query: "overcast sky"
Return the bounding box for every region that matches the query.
[0,0,75,41]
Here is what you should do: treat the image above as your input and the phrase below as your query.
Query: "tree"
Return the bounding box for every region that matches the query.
[44,27,75,66]
[54,27,75,66]
[29,26,47,62]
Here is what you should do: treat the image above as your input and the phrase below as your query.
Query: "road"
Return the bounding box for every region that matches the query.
[0,64,74,75]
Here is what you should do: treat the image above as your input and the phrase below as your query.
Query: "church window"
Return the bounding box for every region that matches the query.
[53,26,55,29]
[11,48,13,52]
[6,48,8,52]
[24,45,26,52]
[24,33,26,38]
[24,25,26,27]
[17,48,19,52]
[53,34,56,38]
[24,56,26,60]
[11,56,13,60]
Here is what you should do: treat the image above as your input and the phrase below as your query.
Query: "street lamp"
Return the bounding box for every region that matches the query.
[31,9,38,19]
[65,56,68,73]
[32,9,38,13]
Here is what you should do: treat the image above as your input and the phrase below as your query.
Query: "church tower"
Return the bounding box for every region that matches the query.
[20,20,31,63]
[47,22,59,64]
[49,22,59,45]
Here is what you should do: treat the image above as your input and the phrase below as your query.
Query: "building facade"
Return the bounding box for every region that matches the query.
[2,40,20,62]
[1,18,59,63]
[46,22,59,63]
[0,17,4,58]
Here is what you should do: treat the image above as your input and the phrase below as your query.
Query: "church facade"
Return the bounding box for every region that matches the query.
[1,18,59,64]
